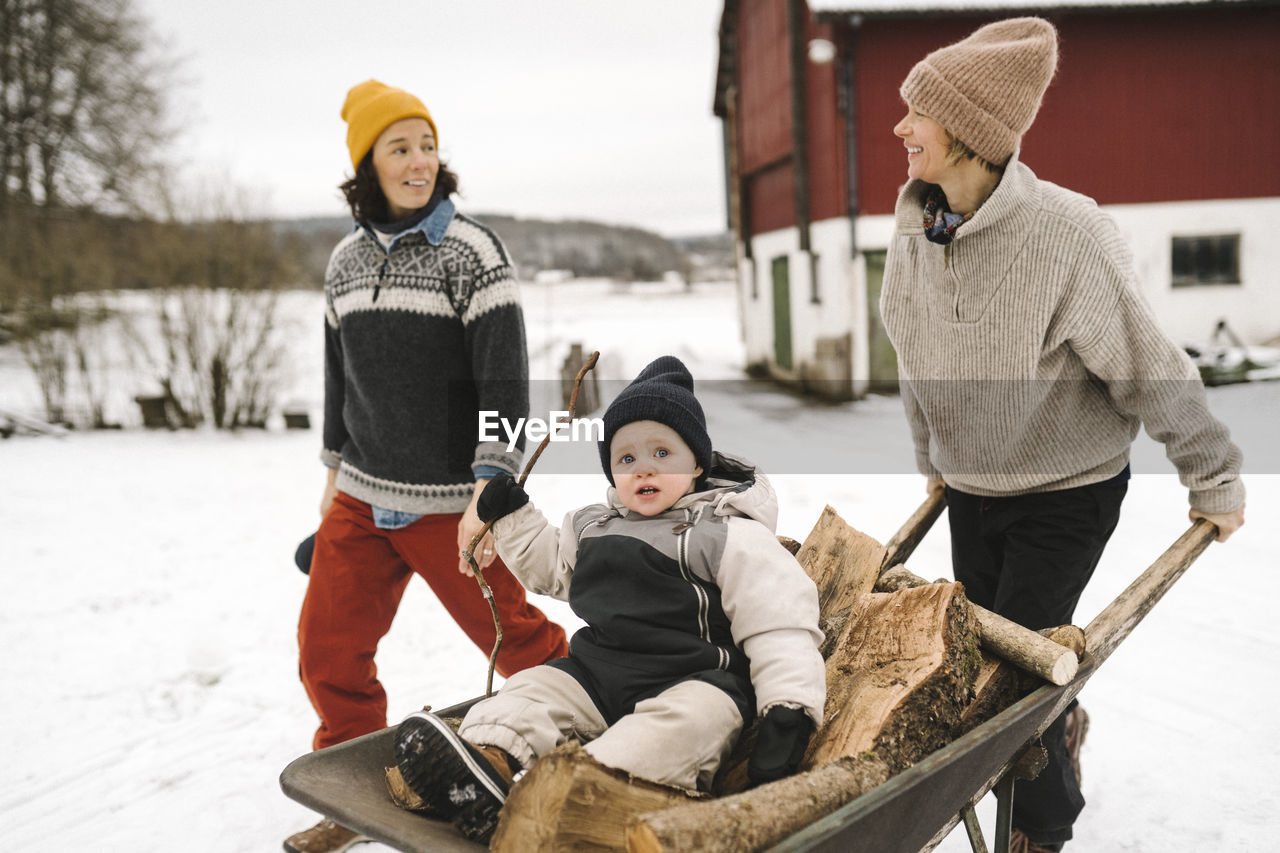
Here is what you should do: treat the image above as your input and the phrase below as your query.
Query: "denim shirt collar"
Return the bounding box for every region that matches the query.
[357,197,456,250]
[419,198,455,246]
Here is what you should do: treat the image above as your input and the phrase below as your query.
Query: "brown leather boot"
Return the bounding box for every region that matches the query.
[282,818,368,853]
[1009,828,1061,853]
[472,742,519,786]
[1064,704,1090,786]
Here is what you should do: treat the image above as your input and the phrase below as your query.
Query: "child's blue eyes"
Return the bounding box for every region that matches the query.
[618,448,670,465]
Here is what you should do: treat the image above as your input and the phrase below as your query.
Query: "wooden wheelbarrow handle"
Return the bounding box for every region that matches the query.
[877,495,1220,686]
[880,489,946,572]
[1084,517,1218,666]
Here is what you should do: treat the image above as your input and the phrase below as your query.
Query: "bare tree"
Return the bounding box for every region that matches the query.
[0,0,173,425]
[124,205,301,430]
[6,204,119,425]
[1,2,303,431]
[0,0,171,214]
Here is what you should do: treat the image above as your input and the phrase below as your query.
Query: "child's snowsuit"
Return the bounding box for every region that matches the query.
[458,452,826,790]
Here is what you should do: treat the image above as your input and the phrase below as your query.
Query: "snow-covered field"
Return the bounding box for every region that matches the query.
[3,280,1276,852]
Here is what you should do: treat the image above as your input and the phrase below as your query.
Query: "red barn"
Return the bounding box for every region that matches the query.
[714,0,1280,397]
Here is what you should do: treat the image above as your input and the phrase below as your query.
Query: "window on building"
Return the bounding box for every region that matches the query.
[1171,234,1240,287]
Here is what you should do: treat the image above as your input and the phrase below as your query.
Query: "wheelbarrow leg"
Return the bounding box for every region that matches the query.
[960,804,990,853]
[993,774,1015,852]
[958,773,1014,853]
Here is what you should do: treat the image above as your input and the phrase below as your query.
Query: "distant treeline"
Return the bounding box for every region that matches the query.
[281,214,734,287]
[0,202,732,429]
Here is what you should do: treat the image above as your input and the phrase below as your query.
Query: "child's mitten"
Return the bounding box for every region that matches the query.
[477,472,529,522]
[747,705,814,786]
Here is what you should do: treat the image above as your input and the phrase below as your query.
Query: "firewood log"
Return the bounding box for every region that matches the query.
[627,755,889,853]
[490,743,702,853]
[795,505,885,641]
[877,566,1080,685]
[383,765,431,813]
[806,582,979,772]
[958,651,1021,734]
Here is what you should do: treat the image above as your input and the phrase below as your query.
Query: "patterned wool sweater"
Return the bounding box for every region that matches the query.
[882,158,1244,513]
[321,200,528,514]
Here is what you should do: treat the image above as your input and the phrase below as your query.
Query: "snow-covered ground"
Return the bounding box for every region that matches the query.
[3,280,1276,852]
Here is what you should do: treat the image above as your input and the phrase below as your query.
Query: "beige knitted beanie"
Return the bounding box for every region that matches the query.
[900,17,1058,165]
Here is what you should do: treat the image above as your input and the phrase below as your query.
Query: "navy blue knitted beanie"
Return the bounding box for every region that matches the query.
[599,356,712,484]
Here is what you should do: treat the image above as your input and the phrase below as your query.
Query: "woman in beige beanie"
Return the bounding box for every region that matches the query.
[881,17,1245,852]
[285,79,569,853]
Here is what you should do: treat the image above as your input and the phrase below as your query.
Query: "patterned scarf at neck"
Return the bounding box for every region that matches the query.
[922,188,973,245]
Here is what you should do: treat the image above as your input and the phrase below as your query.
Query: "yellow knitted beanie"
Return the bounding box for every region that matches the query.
[900,17,1058,165]
[341,79,438,170]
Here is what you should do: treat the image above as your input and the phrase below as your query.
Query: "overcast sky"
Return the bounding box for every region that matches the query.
[136,0,727,236]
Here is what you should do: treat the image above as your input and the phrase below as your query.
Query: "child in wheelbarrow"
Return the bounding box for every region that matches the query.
[393,355,827,843]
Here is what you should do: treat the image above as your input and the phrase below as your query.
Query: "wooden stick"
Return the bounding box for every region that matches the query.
[973,608,1077,686]
[463,350,600,696]
[1084,518,1217,664]
[877,566,1079,686]
[880,490,946,572]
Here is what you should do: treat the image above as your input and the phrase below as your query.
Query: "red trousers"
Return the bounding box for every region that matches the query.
[298,491,569,750]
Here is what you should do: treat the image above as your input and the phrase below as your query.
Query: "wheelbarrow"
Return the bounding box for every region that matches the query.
[280,494,1219,852]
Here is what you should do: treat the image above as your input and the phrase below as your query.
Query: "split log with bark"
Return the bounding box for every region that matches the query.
[804,582,980,772]
[794,505,885,654]
[490,743,701,853]
[877,565,1080,686]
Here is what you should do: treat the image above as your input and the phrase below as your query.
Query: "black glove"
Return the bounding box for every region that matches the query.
[477,472,529,523]
[747,705,814,787]
[294,533,316,575]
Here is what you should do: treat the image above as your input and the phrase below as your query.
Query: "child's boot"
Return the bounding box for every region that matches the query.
[394,711,519,843]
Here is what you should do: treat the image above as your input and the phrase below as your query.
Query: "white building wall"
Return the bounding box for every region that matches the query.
[741,219,860,393]
[738,198,1279,392]
[1105,197,1280,348]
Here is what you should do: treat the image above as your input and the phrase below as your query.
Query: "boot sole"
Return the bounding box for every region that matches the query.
[394,712,507,842]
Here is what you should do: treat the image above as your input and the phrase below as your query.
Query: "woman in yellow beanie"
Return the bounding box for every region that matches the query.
[285,79,569,853]
[881,17,1245,852]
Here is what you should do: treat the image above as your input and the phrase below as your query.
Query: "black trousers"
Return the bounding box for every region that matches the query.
[946,472,1127,848]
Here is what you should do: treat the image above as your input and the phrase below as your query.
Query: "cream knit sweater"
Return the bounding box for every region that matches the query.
[881,158,1244,513]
